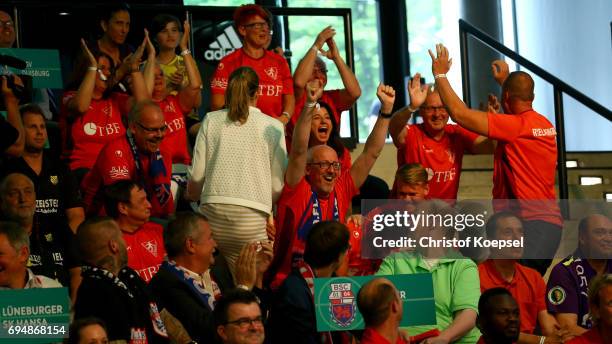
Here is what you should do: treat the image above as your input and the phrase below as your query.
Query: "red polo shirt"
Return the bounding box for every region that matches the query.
[478,260,546,333]
[361,328,407,344]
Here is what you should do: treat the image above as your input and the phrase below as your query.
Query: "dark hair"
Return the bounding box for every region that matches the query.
[213,288,261,327]
[304,221,350,268]
[485,211,521,239]
[66,49,115,93]
[478,287,514,318]
[67,317,108,344]
[19,103,45,120]
[233,4,271,28]
[164,211,209,258]
[313,101,346,160]
[76,216,118,264]
[103,180,141,219]
[150,13,182,52]
[357,280,396,327]
[0,221,29,251]
[100,3,130,23]
[226,67,259,124]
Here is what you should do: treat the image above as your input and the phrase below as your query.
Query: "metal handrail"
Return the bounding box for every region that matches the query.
[459,19,612,207]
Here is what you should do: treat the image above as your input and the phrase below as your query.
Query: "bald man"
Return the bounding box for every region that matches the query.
[429,44,561,275]
[268,82,396,288]
[357,278,407,344]
[546,214,612,337]
[74,217,171,343]
[81,100,174,218]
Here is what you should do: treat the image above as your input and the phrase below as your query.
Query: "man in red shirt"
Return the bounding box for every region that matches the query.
[81,100,174,218]
[389,74,493,200]
[357,277,407,344]
[104,180,166,283]
[429,44,562,275]
[478,212,564,343]
[268,82,395,288]
[210,4,294,122]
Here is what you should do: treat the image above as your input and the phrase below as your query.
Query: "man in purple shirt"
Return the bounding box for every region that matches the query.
[546,214,612,337]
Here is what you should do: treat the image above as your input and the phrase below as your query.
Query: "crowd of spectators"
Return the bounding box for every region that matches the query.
[0,3,609,344]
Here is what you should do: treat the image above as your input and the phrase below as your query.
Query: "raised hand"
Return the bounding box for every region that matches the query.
[376,83,396,113]
[180,19,190,51]
[306,79,324,103]
[1,74,23,101]
[314,26,336,50]
[234,243,258,289]
[255,240,274,275]
[428,43,453,76]
[487,93,501,113]
[408,73,428,109]
[491,59,509,85]
[145,29,156,59]
[320,37,341,61]
[80,38,97,68]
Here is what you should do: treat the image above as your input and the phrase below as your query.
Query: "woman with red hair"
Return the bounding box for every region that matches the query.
[210,4,294,125]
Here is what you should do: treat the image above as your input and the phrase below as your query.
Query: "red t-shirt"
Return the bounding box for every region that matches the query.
[361,328,407,344]
[478,260,546,334]
[488,110,561,225]
[210,48,294,118]
[60,91,128,170]
[565,329,604,344]
[269,170,359,289]
[81,137,174,218]
[345,219,381,276]
[122,222,166,283]
[397,124,478,200]
[155,95,191,165]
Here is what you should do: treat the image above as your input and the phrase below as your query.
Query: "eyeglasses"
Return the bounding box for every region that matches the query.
[0,20,14,29]
[308,161,341,171]
[226,316,264,329]
[136,122,167,134]
[243,22,270,30]
[420,106,447,113]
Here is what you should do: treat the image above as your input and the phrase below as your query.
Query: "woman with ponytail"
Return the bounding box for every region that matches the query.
[186,66,287,280]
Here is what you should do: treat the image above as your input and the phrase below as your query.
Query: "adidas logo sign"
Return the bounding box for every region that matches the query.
[205,26,243,61]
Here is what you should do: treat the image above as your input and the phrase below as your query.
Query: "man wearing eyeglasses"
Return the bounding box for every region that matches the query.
[81,100,174,218]
[389,74,494,201]
[0,11,15,48]
[214,289,265,344]
[268,82,395,289]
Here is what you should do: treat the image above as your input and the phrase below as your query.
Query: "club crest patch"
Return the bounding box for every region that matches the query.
[328,282,356,327]
[548,286,566,305]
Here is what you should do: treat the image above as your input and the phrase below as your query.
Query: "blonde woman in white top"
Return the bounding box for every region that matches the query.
[186,66,287,279]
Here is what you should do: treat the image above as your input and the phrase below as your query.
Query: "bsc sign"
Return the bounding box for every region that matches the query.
[314,273,436,332]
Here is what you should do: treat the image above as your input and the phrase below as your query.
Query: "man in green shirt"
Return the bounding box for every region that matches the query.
[376,200,481,343]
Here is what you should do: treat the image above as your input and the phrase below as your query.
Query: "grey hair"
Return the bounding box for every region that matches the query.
[164,212,209,258]
[0,221,30,251]
[128,99,162,124]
